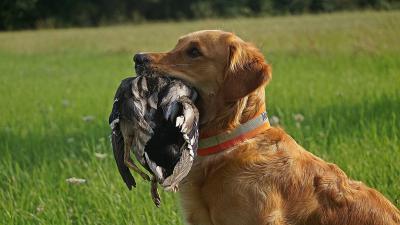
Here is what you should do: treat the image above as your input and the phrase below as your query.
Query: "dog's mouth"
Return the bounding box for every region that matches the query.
[134,63,148,77]
[135,62,196,87]
[134,62,200,100]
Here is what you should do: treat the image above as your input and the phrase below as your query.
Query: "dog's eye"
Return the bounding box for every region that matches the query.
[187,47,202,58]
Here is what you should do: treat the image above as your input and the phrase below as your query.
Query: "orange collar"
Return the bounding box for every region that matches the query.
[197,108,270,156]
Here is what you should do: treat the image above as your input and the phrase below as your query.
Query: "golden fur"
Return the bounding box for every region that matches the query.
[143,30,400,225]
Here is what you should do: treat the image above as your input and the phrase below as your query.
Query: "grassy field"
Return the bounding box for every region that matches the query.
[1,10,399,224]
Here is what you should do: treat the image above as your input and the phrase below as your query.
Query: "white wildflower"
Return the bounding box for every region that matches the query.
[335,91,343,97]
[66,177,86,185]
[95,152,107,159]
[82,115,95,122]
[62,99,70,107]
[36,204,45,213]
[269,115,280,126]
[293,113,304,122]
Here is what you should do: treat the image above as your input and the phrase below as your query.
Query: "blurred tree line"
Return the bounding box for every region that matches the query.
[1,0,399,30]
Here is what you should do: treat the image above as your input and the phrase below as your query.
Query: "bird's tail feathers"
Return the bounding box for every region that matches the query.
[111,127,136,190]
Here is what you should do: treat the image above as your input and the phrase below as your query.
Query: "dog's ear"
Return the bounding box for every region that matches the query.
[222,41,271,102]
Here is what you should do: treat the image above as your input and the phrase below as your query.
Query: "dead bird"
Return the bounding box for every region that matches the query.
[109,73,199,207]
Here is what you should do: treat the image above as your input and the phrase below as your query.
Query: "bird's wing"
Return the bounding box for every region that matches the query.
[159,80,193,108]
[176,97,199,157]
[162,147,193,192]
[130,77,154,166]
[161,97,199,191]
[109,98,120,130]
[109,78,136,190]
[130,75,171,169]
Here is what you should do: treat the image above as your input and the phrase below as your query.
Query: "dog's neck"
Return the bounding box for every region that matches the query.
[199,87,266,137]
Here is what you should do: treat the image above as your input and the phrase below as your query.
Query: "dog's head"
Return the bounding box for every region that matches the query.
[134,30,271,126]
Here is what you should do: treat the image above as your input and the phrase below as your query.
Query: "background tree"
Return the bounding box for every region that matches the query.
[0,0,398,30]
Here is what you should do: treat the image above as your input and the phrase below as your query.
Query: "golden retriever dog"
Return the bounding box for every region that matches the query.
[133,30,400,225]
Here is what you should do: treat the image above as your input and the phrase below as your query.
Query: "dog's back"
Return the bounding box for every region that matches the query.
[181,127,400,225]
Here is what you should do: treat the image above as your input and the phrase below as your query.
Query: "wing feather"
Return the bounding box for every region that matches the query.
[161,95,199,190]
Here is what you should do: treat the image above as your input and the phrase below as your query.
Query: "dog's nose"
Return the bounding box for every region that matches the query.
[134,53,150,65]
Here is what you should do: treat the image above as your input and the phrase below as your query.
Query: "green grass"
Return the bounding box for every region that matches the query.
[1,10,400,224]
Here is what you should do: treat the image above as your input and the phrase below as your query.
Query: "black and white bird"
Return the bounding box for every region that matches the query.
[109,73,199,207]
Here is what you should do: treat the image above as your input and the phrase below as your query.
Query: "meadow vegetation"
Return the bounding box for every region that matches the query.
[0,11,399,224]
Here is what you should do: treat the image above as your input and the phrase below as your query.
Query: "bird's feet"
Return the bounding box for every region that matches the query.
[139,171,151,181]
[151,177,161,207]
[138,171,151,181]
[124,158,151,181]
